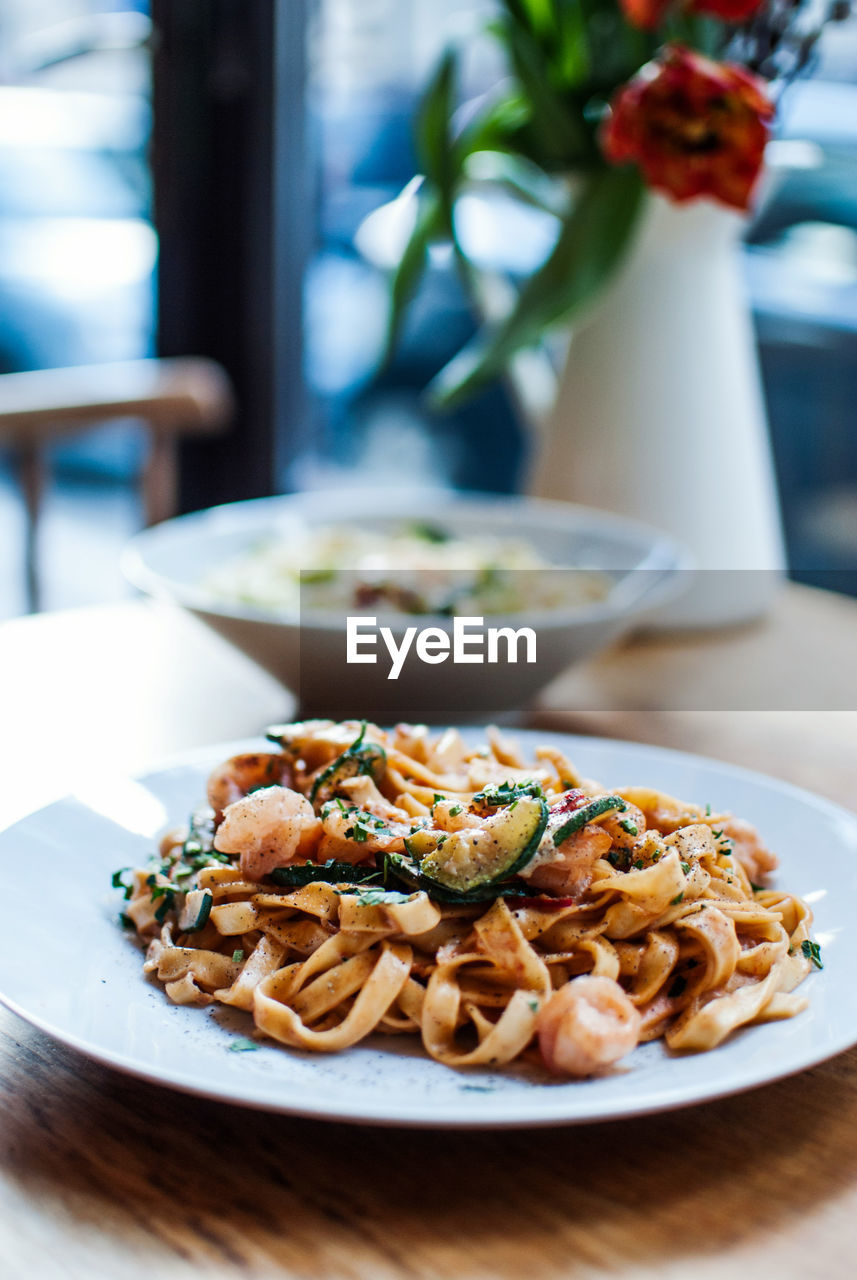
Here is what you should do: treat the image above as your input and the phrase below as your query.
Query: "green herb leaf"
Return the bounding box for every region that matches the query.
[228,1037,258,1053]
[154,890,176,924]
[232,949,245,963]
[409,521,449,543]
[111,867,135,901]
[471,779,544,811]
[430,167,647,409]
[382,188,444,365]
[339,886,414,907]
[801,939,823,970]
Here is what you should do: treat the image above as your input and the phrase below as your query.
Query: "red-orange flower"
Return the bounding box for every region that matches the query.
[621,0,762,27]
[693,0,763,19]
[620,0,672,29]
[602,46,774,211]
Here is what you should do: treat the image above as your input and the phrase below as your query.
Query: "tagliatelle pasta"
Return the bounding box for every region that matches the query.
[116,720,819,1077]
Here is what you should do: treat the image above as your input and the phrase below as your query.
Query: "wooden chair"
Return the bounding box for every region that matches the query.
[0,357,234,612]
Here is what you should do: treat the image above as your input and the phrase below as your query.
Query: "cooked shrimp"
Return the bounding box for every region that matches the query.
[206,752,293,820]
[537,975,642,1076]
[213,785,321,880]
[521,824,612,898]
[719,816,778,883]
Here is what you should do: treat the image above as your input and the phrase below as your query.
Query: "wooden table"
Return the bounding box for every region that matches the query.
[1,587,856,1279]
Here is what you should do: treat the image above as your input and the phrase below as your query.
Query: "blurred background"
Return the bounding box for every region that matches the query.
[0,0,856,619]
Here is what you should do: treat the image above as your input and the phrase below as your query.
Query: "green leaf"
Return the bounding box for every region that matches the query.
[552,0,591,87]
[416,49,458,225]
[429,166,647,409]
[384,51,463,366]
[498,16,589,163]
[382,189,444,365]
[501,0,557,41]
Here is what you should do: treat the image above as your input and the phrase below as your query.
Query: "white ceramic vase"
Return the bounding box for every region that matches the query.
[527,192,786,627]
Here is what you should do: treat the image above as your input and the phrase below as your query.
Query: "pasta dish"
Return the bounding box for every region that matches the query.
[201,521,609,617]
[115,720,819,1077]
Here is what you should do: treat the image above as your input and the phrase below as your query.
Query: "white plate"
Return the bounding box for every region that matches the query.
[1,731,855,1128]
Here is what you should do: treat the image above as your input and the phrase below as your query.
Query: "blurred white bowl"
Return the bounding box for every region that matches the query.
[122,490,690,721]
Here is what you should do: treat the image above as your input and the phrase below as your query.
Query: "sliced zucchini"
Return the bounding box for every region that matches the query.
[403,826,438,860]
[383,852,422,892]
[418,795,548,894]
[552,795,627,847]
[382,852,532,903]
[308,724,387,810]
[179,888,213,932]
[269,861,381,888]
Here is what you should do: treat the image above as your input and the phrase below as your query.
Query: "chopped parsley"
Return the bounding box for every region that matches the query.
[670,893,684,905]
[118,912,134,928]
[680,861,691,875]
[449,804,463,817]
[111,867,134,900]
[527,998,540,1013]
[342,811,382,843]
[633,859,644,871]
[619,819,639,837]
[409,522,449,543]
[432,794,447,806]
[471,779,544,810]
[232,949,245,963]
[228,1037,258,1053]
[340,886,413,906]
[801,939,823,970]
[154,890,176,923]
